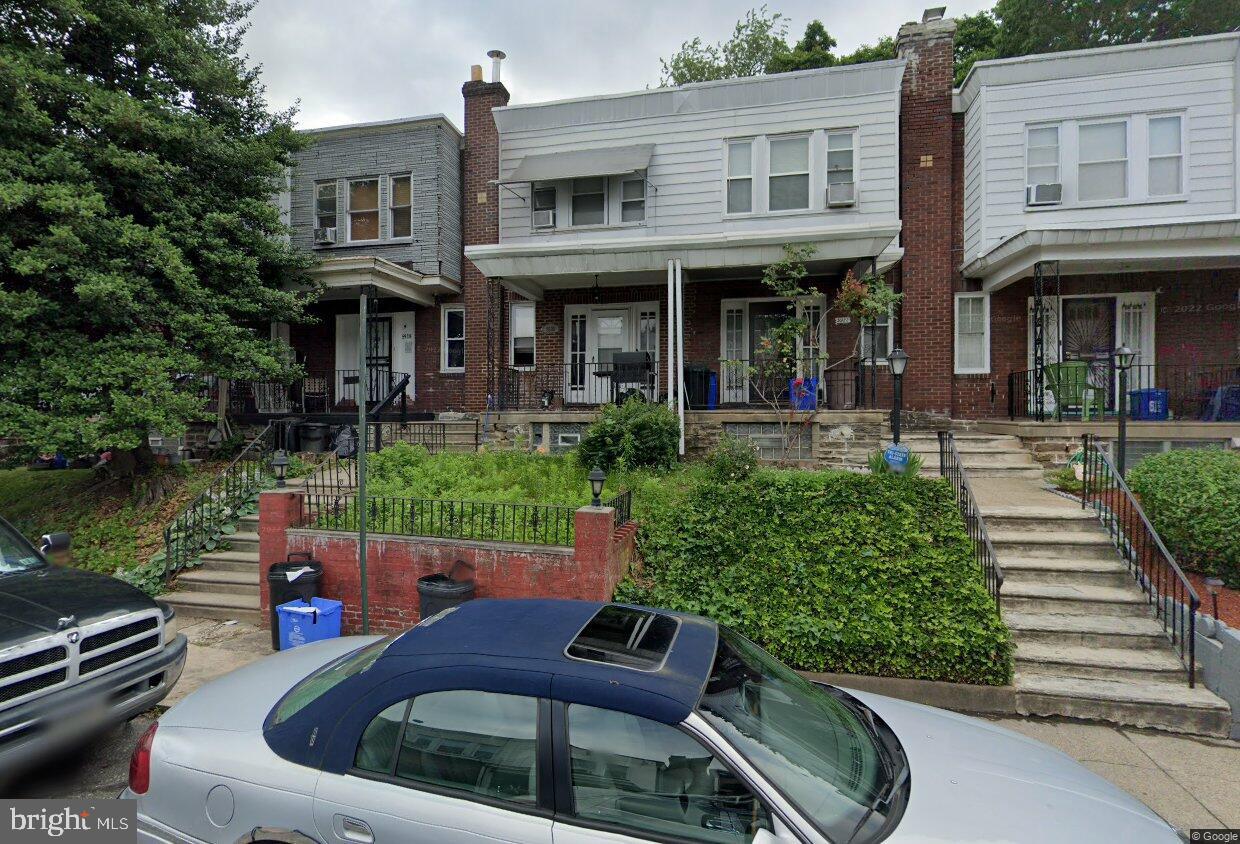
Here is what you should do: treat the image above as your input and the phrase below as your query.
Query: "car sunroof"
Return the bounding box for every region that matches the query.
[566,604,680,672]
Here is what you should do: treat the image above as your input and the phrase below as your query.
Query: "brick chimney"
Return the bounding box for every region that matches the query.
[896,10,956,415]
[461,57,510,411]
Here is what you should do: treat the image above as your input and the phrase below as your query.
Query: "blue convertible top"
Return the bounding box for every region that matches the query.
[265,599,720,772]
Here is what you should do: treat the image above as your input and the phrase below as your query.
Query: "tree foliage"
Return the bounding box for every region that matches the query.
[0,0,314,462]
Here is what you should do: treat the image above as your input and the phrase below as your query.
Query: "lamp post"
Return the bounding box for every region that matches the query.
[1205,577,1224,624]
[271,449,289,488]
[1113,345,1135,478]
[888,348,909,445]
[588,466,606,507]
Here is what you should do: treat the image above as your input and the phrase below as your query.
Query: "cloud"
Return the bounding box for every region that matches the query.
[243,0,993,129]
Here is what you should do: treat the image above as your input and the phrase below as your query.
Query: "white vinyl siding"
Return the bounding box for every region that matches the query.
[954,294,990,374]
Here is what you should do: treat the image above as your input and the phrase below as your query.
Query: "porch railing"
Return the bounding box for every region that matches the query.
[1008,360,1240,422]
[938,431,1003,608]
[228,368,411,416]
[301,493,577,546]
[162,423,277,585]
[498,360,662,410]
[709,357,858,410]
[605,489,633,530]
[1080,434,1198,686]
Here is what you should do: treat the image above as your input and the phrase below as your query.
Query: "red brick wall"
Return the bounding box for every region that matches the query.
[462,79,510,411]
[259,491,637,634]
[896,19,957,414]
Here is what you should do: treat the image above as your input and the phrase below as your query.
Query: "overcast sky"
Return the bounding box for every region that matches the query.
[242,0,993,130]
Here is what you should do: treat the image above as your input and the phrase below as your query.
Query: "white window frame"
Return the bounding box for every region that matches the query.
[1146,113,1184,198]
[346,177,381,243]
[825,130,856,195]
[531,184,557,230]
[440,304,465,373]
[954,293,990,374]
[387,173,412,240]
[1076,118,1129,202]
[1024,124,1060,199]
[509,302,535,369]
[724,138,755,215]
[767,133,811,212]
[314,181,337,231]
[619,176,646,224]
[859,310,894,363]
[570,178,607,227]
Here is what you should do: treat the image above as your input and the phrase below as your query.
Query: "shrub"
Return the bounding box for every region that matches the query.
[576,396,680,472]
[707,434,758,482]
[617,468,1012,685]
[1127,449,1240,586]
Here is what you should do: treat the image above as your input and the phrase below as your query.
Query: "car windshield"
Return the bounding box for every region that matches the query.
[270,635,396,726]
[697,627,896,843]
[0,519,47,575]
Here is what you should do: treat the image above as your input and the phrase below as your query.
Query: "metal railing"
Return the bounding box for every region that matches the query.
[1008,360,1240,421]
[605,489,633,530]
[1080,434,1199,686]
[162,423,277,584]
[370,421,448,453]
[498,360,663,410]
[710,357,858,410]
[938,431,1004,608]
[228,368,411,416]
[301,493,577,546]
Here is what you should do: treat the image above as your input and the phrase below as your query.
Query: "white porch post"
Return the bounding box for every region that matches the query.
[675,259,685,456]
[666,259,676,411]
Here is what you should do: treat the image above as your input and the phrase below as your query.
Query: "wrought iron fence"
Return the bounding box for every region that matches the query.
[301,493,577,546]
[162,423,276,584]
[1008,360,1240,421]
[937,431,1004,608]
[711,357,858,410]
[605,489,633,530]
[370,421,448,453]
[1080,434,1199,686]
[498,360,662,410]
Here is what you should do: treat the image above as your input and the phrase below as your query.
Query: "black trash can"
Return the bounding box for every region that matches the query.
[299,422,330,453]
[267,552,323,650]
[417,561,475,620]
[684,364,713,409]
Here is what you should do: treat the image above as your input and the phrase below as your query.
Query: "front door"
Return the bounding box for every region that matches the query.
[748,302,792,404]
[1062,298,1117,408]
[366,316,393,404]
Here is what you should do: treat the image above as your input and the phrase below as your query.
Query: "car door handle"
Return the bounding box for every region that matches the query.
[336,815,374,844]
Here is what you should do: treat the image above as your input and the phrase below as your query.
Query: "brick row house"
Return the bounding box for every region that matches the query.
[235,11,1238,462]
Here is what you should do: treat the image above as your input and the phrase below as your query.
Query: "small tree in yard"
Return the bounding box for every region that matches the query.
[733,244,900,460]
[0,0,314,493]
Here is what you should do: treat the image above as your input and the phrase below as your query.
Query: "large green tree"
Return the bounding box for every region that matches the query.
[0,0,313,470]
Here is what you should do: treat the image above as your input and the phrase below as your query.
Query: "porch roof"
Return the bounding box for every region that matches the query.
[964,217,1240,292]
[308,256,460,306]
[465,221,901,300]
[498,144,654,184]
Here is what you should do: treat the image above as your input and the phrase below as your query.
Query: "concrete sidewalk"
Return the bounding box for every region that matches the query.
[163,615,275,707]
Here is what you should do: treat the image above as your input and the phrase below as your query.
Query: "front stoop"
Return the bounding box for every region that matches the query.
[904,432,1046,478]
[162,511,262,626]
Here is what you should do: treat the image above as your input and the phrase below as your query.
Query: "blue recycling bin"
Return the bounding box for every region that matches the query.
[707,373,718,410]
[789,377,819,411]
[277,597,343,651]
[1128,388,1169,421]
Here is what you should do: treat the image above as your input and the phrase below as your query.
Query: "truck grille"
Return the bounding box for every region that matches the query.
[79,634,162,676]
[80,617,158,654]
[0,668,68,704]
[0,646,67,681]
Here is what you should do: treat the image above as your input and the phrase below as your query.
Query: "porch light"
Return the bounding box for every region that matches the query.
[588,466,606,507]
[591,274,602,304]
[1113,345,1136,371]
[271,449,289,488]
[1205,577,1224,623]
[888,348,909,377]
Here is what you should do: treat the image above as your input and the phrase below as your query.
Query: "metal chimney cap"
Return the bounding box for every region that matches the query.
[487,49,507,60]
[922,7,946,22]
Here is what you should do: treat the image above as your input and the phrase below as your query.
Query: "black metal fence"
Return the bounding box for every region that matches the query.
[302,493,578,546]
[938,431,1004,608]
[370,421,449,453]
[711,357,858,410]
[1080,434,1199,686]
[229,368,411,416]
[163,423,276,583]
[1008,361,1240,421]
[499,360,663,410]
[605,490,633,530]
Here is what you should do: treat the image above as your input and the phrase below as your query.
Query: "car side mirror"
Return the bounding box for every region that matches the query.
[40,532,71,554]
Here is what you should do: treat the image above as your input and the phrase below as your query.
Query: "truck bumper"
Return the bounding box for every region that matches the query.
[0,633,187,774]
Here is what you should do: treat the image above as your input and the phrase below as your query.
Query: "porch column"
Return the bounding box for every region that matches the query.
[666,259,676,411]
[675,258,685,456]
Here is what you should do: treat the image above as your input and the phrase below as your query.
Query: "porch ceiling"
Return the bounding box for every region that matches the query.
[307,256,461,306]
[466,222,901,300]
[965,218,1240,292]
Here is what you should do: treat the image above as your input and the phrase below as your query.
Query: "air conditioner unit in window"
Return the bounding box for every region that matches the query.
[532,209,556,229]
[826,182,856,207]
[314,226,337,245]
[1026,183,1062,206]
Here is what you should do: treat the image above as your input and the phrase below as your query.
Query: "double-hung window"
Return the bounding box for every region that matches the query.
[347,178,380,241]
[769,135,810,211]
[620,177,645,223]
[954,294,989,374]
[859,311,891,362]
[388,174,412,239]
[1078,120,1128,201]
[1147,115,1182,196]
[1026,125,1060,191]
[726,139,753,214]
[826,131,855,201]
[441,305,465,372]
[314,182,337,231]
[571,178,605,226]
[532,186,557,229]
[510,302,535,368]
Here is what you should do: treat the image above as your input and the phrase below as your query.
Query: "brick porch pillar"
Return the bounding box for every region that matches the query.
[573,506,619,601]
[258,489,304,623]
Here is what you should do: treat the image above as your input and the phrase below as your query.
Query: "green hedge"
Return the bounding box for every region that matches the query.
[1127,449,1240,586]
[617,469,1013,685]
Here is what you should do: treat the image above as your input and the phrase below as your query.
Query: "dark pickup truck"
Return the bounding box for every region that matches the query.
[0,514,187,773]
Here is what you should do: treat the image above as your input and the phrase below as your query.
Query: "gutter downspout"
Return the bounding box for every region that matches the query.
[675,259,685,456]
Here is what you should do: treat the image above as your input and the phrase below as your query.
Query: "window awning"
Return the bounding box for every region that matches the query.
[499,143,654,184]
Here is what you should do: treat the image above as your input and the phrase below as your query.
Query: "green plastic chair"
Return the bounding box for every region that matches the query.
[1044,361,1100,420]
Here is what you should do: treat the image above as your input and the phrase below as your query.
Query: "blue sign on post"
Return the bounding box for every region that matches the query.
[883,442,911,473]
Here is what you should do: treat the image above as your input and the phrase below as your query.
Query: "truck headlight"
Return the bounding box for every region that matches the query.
[158,602,177,642]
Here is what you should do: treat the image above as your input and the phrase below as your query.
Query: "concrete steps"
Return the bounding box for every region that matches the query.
[1015,642,1188,684]
[161,590,261,625]
[905,431,1045,478]
[1000,556,1132,588]
[176,567,259,597]
[222,531,260,554]
[1002,582,1150,617]
[1015,674,1230,737]
[1004,612,1171,650]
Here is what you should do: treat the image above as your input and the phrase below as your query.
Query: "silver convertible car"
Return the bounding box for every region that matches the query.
[125,599,1183,843]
